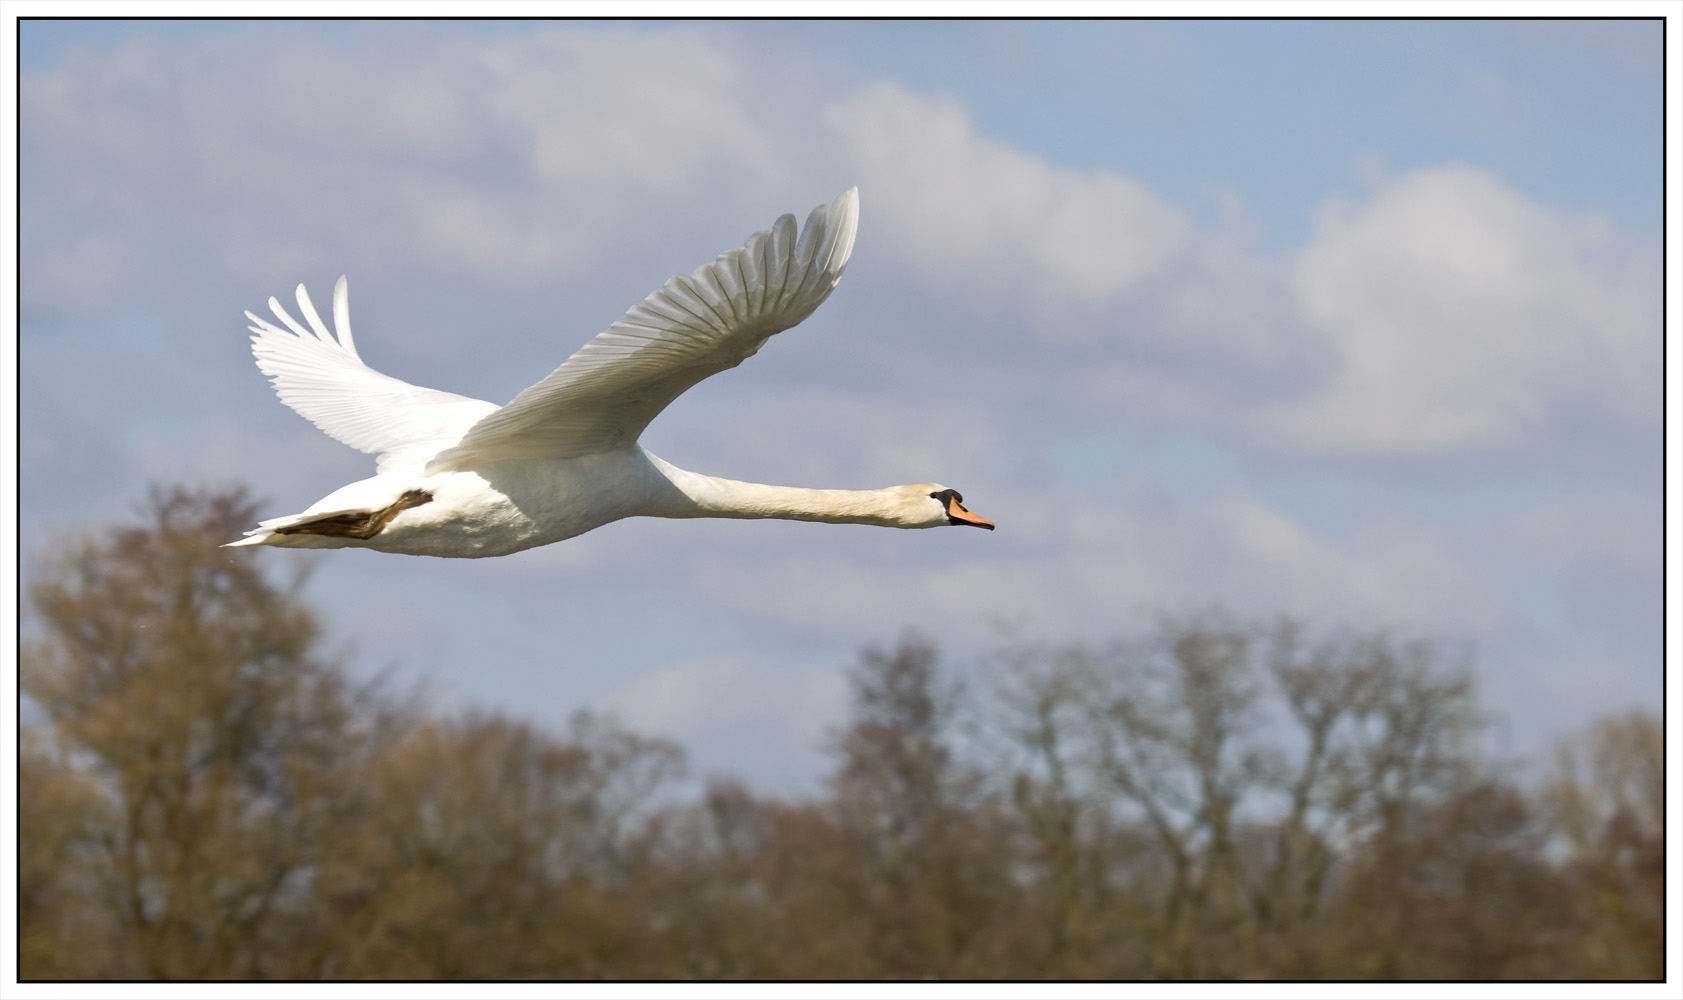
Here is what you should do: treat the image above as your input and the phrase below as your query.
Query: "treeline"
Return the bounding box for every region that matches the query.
[19,488,1662,980]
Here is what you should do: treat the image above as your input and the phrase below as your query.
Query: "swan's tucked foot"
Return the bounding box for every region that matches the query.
[274,488,434,540]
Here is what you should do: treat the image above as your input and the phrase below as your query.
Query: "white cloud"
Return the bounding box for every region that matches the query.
[1267,164,1658,454]
[21,25,789,301]
[1194,489,1488,630]
[483,31,779,194]
[827,81,1192,310]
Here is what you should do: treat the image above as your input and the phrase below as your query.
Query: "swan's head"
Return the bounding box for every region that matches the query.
[897,484,994,530]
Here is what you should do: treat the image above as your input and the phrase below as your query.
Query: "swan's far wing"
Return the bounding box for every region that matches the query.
[426,188,860,472]
[247,277,499,473]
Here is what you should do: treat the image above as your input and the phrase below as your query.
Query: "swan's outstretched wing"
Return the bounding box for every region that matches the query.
[246,277,498,473]
[426,188,860,472]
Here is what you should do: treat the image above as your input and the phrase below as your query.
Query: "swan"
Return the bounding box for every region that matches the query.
[226,188,993,558]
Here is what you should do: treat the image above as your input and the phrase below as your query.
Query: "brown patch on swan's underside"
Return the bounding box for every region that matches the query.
[274,489,434,540]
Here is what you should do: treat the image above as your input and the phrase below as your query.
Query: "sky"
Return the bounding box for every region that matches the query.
[13,15,1669,793]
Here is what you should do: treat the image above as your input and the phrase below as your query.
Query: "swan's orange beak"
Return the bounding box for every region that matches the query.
[946,495,994,530]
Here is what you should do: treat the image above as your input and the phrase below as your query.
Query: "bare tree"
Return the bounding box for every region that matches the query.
[21,486,384,979]
[1540,710,1664,978]
[18,728,117,977]
[983,615,1485,978]
[821,634,1016,977]
[317,710,685,978]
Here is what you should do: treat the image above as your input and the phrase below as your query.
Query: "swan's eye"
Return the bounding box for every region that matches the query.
[929,488,964,508]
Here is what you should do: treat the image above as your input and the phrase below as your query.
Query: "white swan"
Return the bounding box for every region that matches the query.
[227,189,993,557]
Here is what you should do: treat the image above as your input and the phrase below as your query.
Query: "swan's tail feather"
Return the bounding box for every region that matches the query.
[221,532,273,548]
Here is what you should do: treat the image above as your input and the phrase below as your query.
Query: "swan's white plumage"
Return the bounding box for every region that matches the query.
[231,188,993,557]
[247,278,498,474]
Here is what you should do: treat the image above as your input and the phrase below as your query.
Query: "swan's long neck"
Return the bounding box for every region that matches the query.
[646,454,912,527]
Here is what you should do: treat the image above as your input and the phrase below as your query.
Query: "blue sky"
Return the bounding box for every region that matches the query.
[16,17,1666,791]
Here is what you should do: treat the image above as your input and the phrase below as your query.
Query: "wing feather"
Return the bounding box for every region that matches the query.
[427,188,860,471]
[247,276,498,473]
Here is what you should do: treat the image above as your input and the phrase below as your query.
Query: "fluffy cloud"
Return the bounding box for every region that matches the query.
[1267,164,1658,454]
[21,25,790,303]
[828,81,1192,309]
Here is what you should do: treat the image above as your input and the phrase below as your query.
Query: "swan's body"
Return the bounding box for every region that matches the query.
[228,189,992,557]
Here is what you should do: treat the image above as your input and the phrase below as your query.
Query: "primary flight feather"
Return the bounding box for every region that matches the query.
[229,188,993,557]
